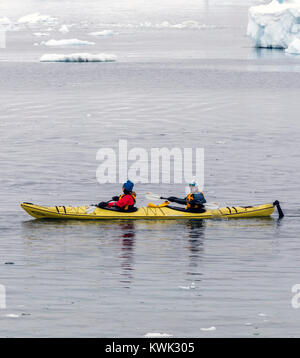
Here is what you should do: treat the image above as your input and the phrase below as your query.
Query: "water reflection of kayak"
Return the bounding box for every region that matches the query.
[21,200,283,220]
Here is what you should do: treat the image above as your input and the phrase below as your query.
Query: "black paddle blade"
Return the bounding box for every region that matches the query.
[273,200,284,219]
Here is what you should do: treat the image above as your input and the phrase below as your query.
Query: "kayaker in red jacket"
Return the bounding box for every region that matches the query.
[97,180,137,211]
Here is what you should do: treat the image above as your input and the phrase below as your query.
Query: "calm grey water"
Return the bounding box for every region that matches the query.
[0,0,300,337]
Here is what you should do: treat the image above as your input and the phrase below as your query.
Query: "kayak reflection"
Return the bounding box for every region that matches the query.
[185,220,206,281]
[117,221,136,288]
[21,217,277,291]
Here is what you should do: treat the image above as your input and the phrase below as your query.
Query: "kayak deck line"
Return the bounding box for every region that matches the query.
[20,201,282,220]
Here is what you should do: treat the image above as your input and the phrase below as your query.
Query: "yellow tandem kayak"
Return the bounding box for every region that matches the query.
[20,201,283,220]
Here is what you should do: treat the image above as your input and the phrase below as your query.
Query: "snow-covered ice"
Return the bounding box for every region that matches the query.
[247,0,300,49]
[18,13,58,26]
[0,16,15,31]
[285,37,300,52]
[42,39,95,46]
[40,53,116,62]
[0,17,11,26]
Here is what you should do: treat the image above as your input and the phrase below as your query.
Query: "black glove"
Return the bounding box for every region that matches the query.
[97,201,108,208]
[167,196,178,202]
[112,196,119,201]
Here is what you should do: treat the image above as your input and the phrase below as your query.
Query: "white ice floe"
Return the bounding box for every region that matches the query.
[155,20,215,29]
[144,333,173,338]
[98,21,219,30]
[179,282,196,290]
[5,314,19,318]
[88,30,115,36]
[285,37,300,52]
[59,25,70,34]
[18,13,57,26]
[40,53,116,62]
[247,0,300,49]
[42,38,95,46]
[200,326,216,331]
[34,32,49,37]
[258,313,267,317]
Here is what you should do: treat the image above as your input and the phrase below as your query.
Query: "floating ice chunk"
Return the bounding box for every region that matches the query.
[42,38,95,46]
[59,25,69,34]
[18,13,57,26]
[172,20,203,29]
[40,53,116,62]
[179,282,196,290]
[34,32,49,37]
[5,314,19,318]
[144,333,173,338]
[258,313,267,317]
[201,326,216,331]
[285,37,300,52]
[247,0,300,49]
[89,30,115,36]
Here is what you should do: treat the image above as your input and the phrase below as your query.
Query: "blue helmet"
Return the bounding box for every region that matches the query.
[123,180,134,192]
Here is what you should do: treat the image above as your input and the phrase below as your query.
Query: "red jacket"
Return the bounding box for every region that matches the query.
[107,194,135,209]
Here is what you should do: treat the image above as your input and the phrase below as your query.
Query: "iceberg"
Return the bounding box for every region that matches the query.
[247,0,300,49]
[42,39,95,46]
[40,53,116,62]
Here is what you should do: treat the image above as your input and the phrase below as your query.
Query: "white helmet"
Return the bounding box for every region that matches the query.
[188,178,199,193]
